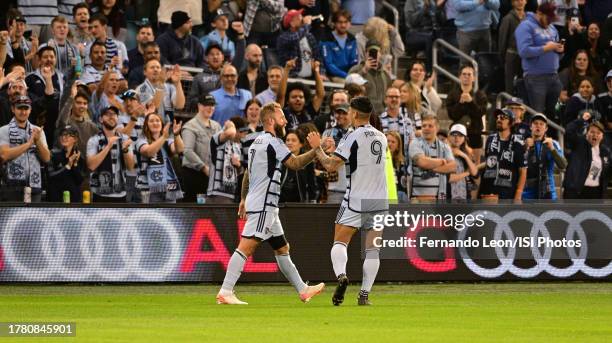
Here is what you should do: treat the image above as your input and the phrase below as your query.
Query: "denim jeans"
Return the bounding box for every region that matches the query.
[523,74,562,118]
[456,29,491,55]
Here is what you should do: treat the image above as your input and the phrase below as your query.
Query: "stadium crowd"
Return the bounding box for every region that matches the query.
[0,0,611,203]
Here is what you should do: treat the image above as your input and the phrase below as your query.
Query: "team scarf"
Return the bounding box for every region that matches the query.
[411,137,448,199]
[136,141,183,201]
[484,133,521,189]
[3,119,42,189]
[221,140,242,193]
[89,132,125,195]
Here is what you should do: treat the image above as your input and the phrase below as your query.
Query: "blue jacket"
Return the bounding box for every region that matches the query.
[452,0,500,32]
[522,140,565,200]
[320,31,358,78]
[515,12,560,75]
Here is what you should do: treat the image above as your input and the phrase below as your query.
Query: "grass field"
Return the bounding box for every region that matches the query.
[1,282,612,342]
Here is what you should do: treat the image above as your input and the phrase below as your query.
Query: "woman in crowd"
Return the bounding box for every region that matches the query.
[135,113,184,203]
[404,61,441,115]
[399,81,427,134]
[280,130,317,203]
[564,78,598,126]
[356,16,405,74]
[447,124,479,201]
[47,126,85,202]
[92,0,127,42]
[244,98,262,133]
[559,50,602,103]
[386,131,408,202]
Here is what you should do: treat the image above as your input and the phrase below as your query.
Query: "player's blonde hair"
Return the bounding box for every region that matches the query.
[260,102,282,122]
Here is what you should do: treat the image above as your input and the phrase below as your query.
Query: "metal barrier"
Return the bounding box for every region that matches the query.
[381,0,400,75]
[432,39,479,91]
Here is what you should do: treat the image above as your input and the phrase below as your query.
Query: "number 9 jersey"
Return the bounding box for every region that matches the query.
[333,124,389,217]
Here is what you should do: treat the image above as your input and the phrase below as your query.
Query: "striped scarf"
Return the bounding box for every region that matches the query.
[3,119,42,189]
[89,132,125,195]
[136,142,182,201]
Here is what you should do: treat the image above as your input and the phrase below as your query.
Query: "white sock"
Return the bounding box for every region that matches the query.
[220,250,247,293]
[275,254,307,293]
[331,241,348,278]
[361,248,380,293]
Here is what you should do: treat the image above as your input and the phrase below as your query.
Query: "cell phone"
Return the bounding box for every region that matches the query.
[560,39,566,45]
[23,30,32,40]
[368,48,378,60]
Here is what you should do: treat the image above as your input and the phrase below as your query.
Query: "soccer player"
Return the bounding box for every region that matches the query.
[216,102,325,305]
[306,97,388,306]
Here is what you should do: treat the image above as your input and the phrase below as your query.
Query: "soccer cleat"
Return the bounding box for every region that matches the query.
[299,283,325,303]
[216,291,248,305]
[332,275,349,306]
[357,295,372,306]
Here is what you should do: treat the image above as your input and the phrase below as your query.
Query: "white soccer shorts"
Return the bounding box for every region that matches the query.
[242,208,284,241]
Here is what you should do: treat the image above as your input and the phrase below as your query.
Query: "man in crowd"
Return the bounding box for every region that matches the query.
[70,3,92,49]
[506,97,530,139]
[0,95,50,202]
[57,82,98,153]
[156,10,205,68]
[4,10,37,73]
[86,106,135,203]
[348,40,392,115]
[238,44,268,97]
[187,43,224,111]
[255,66,284,106]
[211,64,252,124]
[320,9,358,82]
[277,9,324,79]
[38,16,79,75]
[80,41,127,93]
[280,60,325,130]
[479,108,527,201]
[128,24,156,73]
[409,114,456,201]
[200,9,238,61]
[451,0,499,55]
[127,42,161,89]
[322,102,353,203]
[88,14,129,75]
[380,87,416,154]
[314,88,350,133]
[181,94,222,202]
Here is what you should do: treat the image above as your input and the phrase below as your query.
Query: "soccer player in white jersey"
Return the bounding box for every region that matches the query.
[307,97,388,306]
[216,102,325,305]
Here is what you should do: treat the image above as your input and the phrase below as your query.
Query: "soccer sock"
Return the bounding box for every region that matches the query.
[220,250,247,293]
[331,241,348,278]
[275,254,307,293]
[361,248,380,293]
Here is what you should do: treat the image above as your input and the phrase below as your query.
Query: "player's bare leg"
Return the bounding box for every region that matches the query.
[331,224,357,306]
[217,238,260,305]
[358,229,382,306]
[274,242,325,303]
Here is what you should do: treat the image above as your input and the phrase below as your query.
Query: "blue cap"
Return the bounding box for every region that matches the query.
[494,108,515,120]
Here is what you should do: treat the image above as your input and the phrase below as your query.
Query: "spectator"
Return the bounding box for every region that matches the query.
[47,125,84,202]
[187,43,224,111]
[210,64,252,124]
[135,113,184,203]
[563,121,611,199]
[313,88,349,133]
[344,77,367,98]
[88,14,128,74]
[447,124,479,201]
[598,70,612,129]
[380,87,416,161]
[451,0,499,55]
[0,72,29,127]
[277,10,324,79]
[207,116,248,204]
[583,22,609,72]
[506,97,531,139]
[199,9,241,61]
[80,41,127,94]
[0,95,51,202]
[479,108,527,201]
[91,0,127,42]
[498,0,527,94]
[128,24,155,73]
[522,113,566,200]
[558,7,585,70]
[583,0,612,26]
[71,3,93,49]
[286,0,330,40]
[56,82,99,153]
[322,102,352,203]
[320,9,358,82]
[26,47,63,146]
[181,94,222,202]
[156,11,205,68]
[386,130,408,202]
[117,89,151,143]
[564,77,598,126]
[280,129,318,202]
[157,1,204,34]
[348,40,393,114]
[559,49,602,103]
[243,0,286,47]
[446,64,487,160]
[92,69,123,122]
[201,0,240,34]
[549,0,578,30]
[40,16,79,76]
[399,81,425,132]
[237,44,268,97]
[515,2,564,117]
[245,99,262,133]
[127,42,161,89]
[17,0,57,43]
[405,61,442,115]
[409,114,456,201]
[86,105,135,202]
[341,0,374,25]
[564,109,602,153]
[403,0,446,69]
[280,59,324,129]
[4,10,37,73]
[255,65,284,105]
[136,60,185,124]
[355,17,404,73]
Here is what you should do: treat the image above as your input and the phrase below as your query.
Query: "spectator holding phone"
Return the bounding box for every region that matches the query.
[4,9,37,73]
[47,125,85,202]
[348,40,393,115]
[277,9,325,79]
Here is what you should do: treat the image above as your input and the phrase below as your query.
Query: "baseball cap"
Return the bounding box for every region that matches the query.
[333,103,350,113]
[530,113,548,124]
[606,69,612,80]
[283,9,304,29]
[566,7,580,18]
[449,123,467,136]
[214,8,230,21]
[205,42,223,56]
[505,97,525,108]
[13,15,26,23]
[366,40,382,51]
[101,106,119,116]
[120,89,138,100]
[198,94,217,106]
[350,96,373,114]
[494,108,515,120]
[345,73,368,86]
[12,95,31,109]
[60,125,79,137]
[537,2,558,23]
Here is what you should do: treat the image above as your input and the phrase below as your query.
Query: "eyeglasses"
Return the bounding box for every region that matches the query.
[386,95,400,99]
[496,114,510,120]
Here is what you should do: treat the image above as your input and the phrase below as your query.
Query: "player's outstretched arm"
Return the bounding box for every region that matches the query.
[283,148,317,171]
[307,131,344,172]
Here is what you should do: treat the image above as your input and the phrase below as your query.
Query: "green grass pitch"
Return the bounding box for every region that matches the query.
[1,283,611,342]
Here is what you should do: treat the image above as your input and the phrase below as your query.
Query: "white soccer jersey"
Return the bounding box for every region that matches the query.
[245,132,291,213]
[334,124,388,212]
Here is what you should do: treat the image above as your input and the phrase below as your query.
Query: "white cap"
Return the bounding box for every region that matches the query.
[449,123,467,136]
[345,73,368,86]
